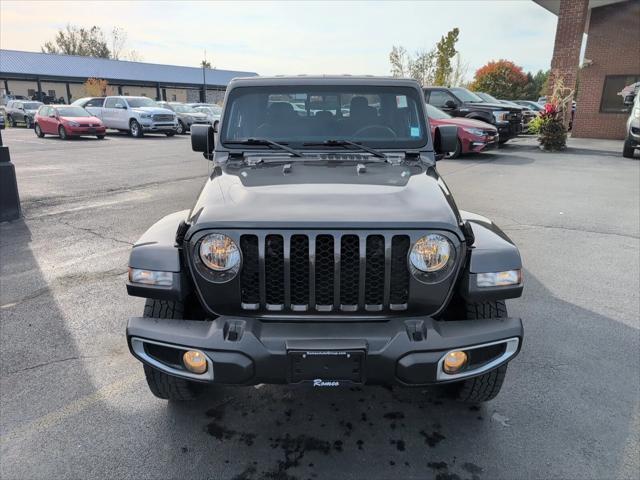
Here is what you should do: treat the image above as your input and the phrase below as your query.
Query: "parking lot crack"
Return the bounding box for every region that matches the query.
[58,220,133,245]
[504,223,639,240]
[5,355,107,375]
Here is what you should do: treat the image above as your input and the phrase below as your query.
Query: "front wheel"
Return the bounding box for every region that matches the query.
[141,299,204,401]
[8,116,15,127]
[622,138,635,158]
[165,131,176,137]
[445,139,462,159]
[24,116,32,128]
[176,121,185,135]
[448,300,510,403]
[34,123,45,137]
[58,125,68,140]
[130,119,143,138]
[96,135,105,140]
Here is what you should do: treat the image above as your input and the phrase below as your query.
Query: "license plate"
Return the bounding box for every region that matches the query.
[288,350,364,385]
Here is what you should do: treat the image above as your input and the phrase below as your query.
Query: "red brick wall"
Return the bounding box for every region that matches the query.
[572,1,640,139]
[550,0,589,95]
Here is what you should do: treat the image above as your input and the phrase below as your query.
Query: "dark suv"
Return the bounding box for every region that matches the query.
[424,87,522,143]
[5,100,44,128]
[126,76,524,404]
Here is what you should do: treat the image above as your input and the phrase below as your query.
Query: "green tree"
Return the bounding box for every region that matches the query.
[471,59,529,99]
[433,28,459,86]
[200,60,212,69]
[42,24,110,58]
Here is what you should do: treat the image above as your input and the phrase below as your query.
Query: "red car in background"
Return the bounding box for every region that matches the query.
[426,103,498,158]
[34,105,106,140]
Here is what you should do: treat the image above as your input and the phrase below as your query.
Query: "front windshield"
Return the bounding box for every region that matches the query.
[24,102,43,109]
[450,88,484,103]
[56,107,91,117]
[127,97,158,108]
[476,92,500,103]
[425,103,452,120]
[521,101,542,111]
[172,104,198,113]
[221,85,428,149]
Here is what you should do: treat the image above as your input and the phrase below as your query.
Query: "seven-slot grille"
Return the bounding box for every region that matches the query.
[239,233,411,313]
[153,114,174,122]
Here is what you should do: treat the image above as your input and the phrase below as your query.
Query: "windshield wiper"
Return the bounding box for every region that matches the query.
[225,138,305,157]
[303,139,388,160]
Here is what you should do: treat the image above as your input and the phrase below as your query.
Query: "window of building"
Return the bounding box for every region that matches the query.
[48,90,56,97]
[28,89,35,97]
[600,75,640,113]
[171,94,177,101]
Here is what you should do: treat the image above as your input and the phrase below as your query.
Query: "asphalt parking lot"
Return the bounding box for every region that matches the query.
[1,127,638,480]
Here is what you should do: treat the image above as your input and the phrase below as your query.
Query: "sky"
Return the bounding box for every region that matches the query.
[0,1,559,79]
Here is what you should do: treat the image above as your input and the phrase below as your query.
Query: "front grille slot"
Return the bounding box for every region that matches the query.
[264,235,285,309]
[238,233,412,314]
[315,235,335,308]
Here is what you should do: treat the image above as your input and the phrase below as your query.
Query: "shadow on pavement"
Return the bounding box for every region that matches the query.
[0,218,637,480]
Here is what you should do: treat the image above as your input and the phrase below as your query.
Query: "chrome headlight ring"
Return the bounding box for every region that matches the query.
[193,233,241,283]
[409,233,457,284]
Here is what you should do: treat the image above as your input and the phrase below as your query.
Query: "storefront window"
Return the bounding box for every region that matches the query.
[600,75,640,113]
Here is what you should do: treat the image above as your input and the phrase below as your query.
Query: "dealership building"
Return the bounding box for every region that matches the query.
[0,49,257,104]
[536,0,640,139]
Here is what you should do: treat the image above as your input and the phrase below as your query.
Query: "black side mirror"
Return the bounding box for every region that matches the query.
[623,94,635,106]
[191,124,215,160]
[444,100,457,109]
[212,119,219,133]
[433,125,458,161]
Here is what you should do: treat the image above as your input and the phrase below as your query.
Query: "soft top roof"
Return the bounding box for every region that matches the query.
[227,75,422,89]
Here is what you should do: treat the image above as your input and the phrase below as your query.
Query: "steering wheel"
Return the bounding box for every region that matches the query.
[352,125,397,139]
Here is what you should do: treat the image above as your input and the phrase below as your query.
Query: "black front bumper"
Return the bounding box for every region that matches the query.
[127,315,523,386]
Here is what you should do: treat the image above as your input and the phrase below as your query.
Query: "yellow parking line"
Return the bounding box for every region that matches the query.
[1,373,141,444]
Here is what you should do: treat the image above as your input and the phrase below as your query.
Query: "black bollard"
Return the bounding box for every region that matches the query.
[0,130,22,222]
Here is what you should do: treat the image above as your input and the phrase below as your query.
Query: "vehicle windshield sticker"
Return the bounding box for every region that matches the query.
[410,126,420,137]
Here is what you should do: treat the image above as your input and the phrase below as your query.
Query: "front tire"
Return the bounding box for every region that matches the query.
[24,116,32,128]
[141,299,204,401]
[8,115,15,127]
[176,120,185,135]
[445,139,462,159]
[129,119,143,138]
[449,300,509,403]
[165,131,176,137]
[96,135,105,140]
[623,138,635,158]
[34,123,45,137]
[58,125,68,140]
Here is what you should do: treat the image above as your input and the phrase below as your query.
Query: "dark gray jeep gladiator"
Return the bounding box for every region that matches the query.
[126,76,524,403]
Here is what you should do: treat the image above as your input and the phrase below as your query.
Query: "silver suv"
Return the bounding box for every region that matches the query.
[623,93,639,158]
[72,96,177,137]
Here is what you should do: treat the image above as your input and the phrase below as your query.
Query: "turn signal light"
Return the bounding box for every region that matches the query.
[443,351,468,374]
[183,350,208,374]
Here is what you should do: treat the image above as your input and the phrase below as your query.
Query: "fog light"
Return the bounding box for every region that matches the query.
[183,350,207,374]
[443,351,467,374]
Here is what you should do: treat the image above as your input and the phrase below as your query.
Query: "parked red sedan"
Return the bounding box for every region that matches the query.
[426,103,498,158]
[34,105,106,140]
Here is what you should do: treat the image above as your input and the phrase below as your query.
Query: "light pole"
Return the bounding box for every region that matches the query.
[202,49,207,103]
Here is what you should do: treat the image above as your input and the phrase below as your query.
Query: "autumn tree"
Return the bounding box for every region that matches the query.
[389,46,436,85]
[42,25,110,58]
[433,28,459,86]
[200,60,212,69]
[470,59,529,99]
[83,78,109,97]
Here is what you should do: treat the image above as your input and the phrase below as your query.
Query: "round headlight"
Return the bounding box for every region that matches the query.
[199,234,240,271]
[409,234,453,272]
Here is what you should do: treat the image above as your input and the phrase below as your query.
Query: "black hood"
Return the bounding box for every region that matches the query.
[462,101,523,112]
[187,157,462,235]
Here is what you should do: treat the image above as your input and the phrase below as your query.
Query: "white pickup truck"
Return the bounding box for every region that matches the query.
[72,96,177,137]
